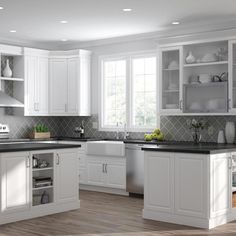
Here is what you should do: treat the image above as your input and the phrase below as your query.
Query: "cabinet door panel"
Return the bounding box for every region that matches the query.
[87,159,105,186]
[56,150,78,204]
[38,57,49,114]
[144,152,174,213]
[1,152,30,213]
[210,153,230,217]
[49,59,67,114]
[24,55,37,115]
[175,154,207,218]
[106,161,126,189]
[67,58,78,114]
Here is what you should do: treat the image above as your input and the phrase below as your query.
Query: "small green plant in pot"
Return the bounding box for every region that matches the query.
[32,124,50,139]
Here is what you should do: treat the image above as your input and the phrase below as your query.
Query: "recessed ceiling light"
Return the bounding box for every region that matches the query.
[60,20,68,24]
[123,8,132,12]
[10,30,16,33]
[172,21,180,25]
[61,39,68,42]
[0,7,4,10]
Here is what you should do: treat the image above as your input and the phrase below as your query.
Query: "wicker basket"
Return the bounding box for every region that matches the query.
[31,132,51,139]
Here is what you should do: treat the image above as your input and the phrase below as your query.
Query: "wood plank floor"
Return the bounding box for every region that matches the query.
[0,190,236,236]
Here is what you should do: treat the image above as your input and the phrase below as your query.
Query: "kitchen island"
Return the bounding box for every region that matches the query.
[142,143,236,229]
[0,142,80,225]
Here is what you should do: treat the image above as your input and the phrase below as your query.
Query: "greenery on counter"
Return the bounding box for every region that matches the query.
[34,124,49,133]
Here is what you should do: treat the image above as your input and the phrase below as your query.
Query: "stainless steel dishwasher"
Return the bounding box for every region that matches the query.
[126,143,155,194]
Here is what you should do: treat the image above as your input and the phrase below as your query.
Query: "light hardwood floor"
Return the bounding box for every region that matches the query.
[0,190,236,236]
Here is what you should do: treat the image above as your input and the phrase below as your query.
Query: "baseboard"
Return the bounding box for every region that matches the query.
[80,184,129,196]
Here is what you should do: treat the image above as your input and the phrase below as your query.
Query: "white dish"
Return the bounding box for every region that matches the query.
[166,104,178,109]
[189,102,202,111]
[201,53,217,63]
[198,74,212,83]
[168,60,179,69]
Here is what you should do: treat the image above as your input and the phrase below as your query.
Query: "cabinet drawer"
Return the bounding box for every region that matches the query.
[78,153,86,167]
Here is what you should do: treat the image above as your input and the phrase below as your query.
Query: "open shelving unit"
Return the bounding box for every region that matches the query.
[0,49,24,108]
[32,152,54,207]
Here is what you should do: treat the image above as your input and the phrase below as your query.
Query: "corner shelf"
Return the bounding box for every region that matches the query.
[184,61,228,67]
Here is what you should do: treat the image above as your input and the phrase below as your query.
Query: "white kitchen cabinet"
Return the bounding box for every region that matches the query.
[175,153,207,218]
[144,152,174,213]
[0,152,30,214]
[159,46,183,114]
[143,151,233,229]
[49,50,91,116]
[49,58,68,114]
[87,159,105,186]
[24,48,49,116]
[56,149,78,204]
[105,159,126,189]
[87,156,126,190]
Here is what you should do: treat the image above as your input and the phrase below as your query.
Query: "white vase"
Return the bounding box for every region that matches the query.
[217,130,225,144]
[185,51,196,64]
[225,122,235,144]
[3,59,12,78]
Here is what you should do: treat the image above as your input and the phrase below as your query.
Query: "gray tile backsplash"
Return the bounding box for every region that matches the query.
[0,111,235,142]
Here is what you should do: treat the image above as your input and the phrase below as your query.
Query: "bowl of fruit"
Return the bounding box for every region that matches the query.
[144,129,164,142]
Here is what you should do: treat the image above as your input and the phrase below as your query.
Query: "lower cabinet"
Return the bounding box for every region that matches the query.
[143,151,232,229]
[0,148,79,225]
[0,152,30,214]
[56,149,79,204]
[87,157,126,190]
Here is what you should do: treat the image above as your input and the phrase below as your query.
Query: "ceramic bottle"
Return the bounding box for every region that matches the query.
[3,59,12,77]
[225,122,235,144]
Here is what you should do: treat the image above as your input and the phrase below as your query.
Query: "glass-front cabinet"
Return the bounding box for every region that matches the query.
[229,40,236,112]
[160,46,183,113]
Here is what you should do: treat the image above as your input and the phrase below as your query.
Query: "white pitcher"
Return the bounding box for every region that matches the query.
[225,122,235,144]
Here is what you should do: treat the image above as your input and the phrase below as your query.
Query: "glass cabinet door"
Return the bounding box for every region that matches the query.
[231,42,236,110]
[160,47,182,113]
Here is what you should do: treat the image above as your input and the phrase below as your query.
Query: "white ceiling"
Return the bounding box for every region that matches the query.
[0,0,236,47]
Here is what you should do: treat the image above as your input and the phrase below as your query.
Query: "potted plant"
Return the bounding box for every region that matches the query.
[187,119,206,144]
[31,124,50,139]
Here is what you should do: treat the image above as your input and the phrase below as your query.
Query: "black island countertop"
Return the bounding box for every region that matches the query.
[141,142,236,154]
[0,142,81,153]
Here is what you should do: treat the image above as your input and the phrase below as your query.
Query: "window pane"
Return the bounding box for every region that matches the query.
[103,60,126,127]
[132,57,157,128]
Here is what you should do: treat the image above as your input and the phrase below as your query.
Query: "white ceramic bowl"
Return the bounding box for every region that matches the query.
[198,74,212,83]
[201,53,217,63]
[168,60,179,69]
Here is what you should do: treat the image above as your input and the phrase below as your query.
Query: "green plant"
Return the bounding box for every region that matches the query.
[34,124,49,133]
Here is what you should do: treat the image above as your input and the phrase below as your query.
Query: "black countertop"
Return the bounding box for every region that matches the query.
[141,143,236,154]
[0,143,81,153]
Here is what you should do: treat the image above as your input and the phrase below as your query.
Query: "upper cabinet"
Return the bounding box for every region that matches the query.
[159,40,230,115]
[49,50,91,116]
[24,48,49,116]
[24,48,91,117]
[160,46,183,113]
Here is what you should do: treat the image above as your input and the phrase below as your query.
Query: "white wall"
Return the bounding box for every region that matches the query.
[84,38,157,114]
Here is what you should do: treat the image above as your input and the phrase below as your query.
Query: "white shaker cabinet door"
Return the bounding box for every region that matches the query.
[105,160,126,189]
[0,152,30,214]
[37,57,49,115]
[24,55,38,115]
[67,58,79,114]
[49,59,68,115]
[56,150,79,204]
[174,153,208,218]
[144,152,174,213]
[87,158,106,187]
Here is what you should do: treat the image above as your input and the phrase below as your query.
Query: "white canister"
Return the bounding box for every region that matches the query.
[3,59,12,78]
[225,122,235,144]
[217,130,225,144]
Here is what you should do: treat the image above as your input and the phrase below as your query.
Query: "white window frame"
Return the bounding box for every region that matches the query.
[99,51,160,132]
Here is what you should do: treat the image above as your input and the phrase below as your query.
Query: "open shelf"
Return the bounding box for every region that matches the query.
[0,77,24,82]
[33,186,53,191]
[163,68,179,71]
[184,61,228,67]
[164,90,179,93]
[33,167,53,172]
